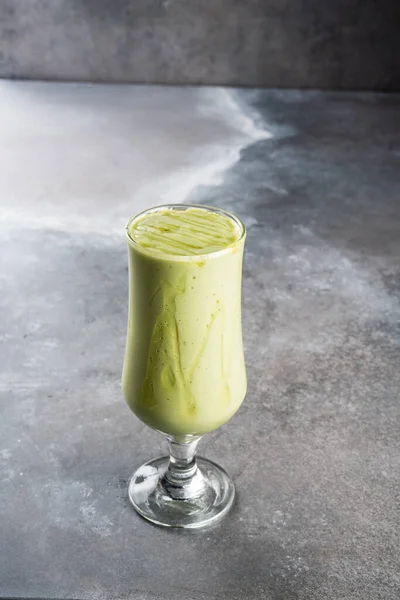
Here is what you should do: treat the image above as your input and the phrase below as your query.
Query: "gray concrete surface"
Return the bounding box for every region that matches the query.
[0,81,400,600]
[1,0,399,90]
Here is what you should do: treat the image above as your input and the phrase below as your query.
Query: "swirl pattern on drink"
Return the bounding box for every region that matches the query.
[131,207,240,255]
[122,206,247,437]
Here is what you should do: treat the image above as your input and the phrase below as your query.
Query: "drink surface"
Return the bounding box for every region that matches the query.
[122,205,247,436]
[129,206,240,256]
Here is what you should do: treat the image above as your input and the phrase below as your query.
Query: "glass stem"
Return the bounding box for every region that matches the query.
[162,436,204,500]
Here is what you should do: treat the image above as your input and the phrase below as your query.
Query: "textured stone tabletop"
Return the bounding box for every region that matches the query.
[0,82,399,600]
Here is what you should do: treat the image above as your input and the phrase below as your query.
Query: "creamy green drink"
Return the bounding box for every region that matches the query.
[122,204,246,437]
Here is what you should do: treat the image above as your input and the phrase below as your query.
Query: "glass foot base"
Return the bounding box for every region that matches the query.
[128,456,235,529]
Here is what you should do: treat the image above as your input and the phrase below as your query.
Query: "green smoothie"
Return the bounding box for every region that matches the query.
[122,205,247,437]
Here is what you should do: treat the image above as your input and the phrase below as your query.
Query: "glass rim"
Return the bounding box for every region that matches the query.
[125,203,246,261]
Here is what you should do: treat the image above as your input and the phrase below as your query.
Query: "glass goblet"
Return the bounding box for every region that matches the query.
[122,204,246,528]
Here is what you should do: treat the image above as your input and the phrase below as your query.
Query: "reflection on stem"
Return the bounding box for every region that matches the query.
[162,436,204,500]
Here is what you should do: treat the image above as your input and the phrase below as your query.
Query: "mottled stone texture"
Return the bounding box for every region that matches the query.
[0,0,399,89]
[1,82,400,600]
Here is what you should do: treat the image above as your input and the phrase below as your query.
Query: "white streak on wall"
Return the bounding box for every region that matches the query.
[0,82,271,235]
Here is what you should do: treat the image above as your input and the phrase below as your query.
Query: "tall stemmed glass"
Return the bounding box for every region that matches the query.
[122,204,246,528]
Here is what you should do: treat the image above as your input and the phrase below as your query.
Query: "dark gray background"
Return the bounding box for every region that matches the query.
[0,0,399,89]
[1,82,400,600]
